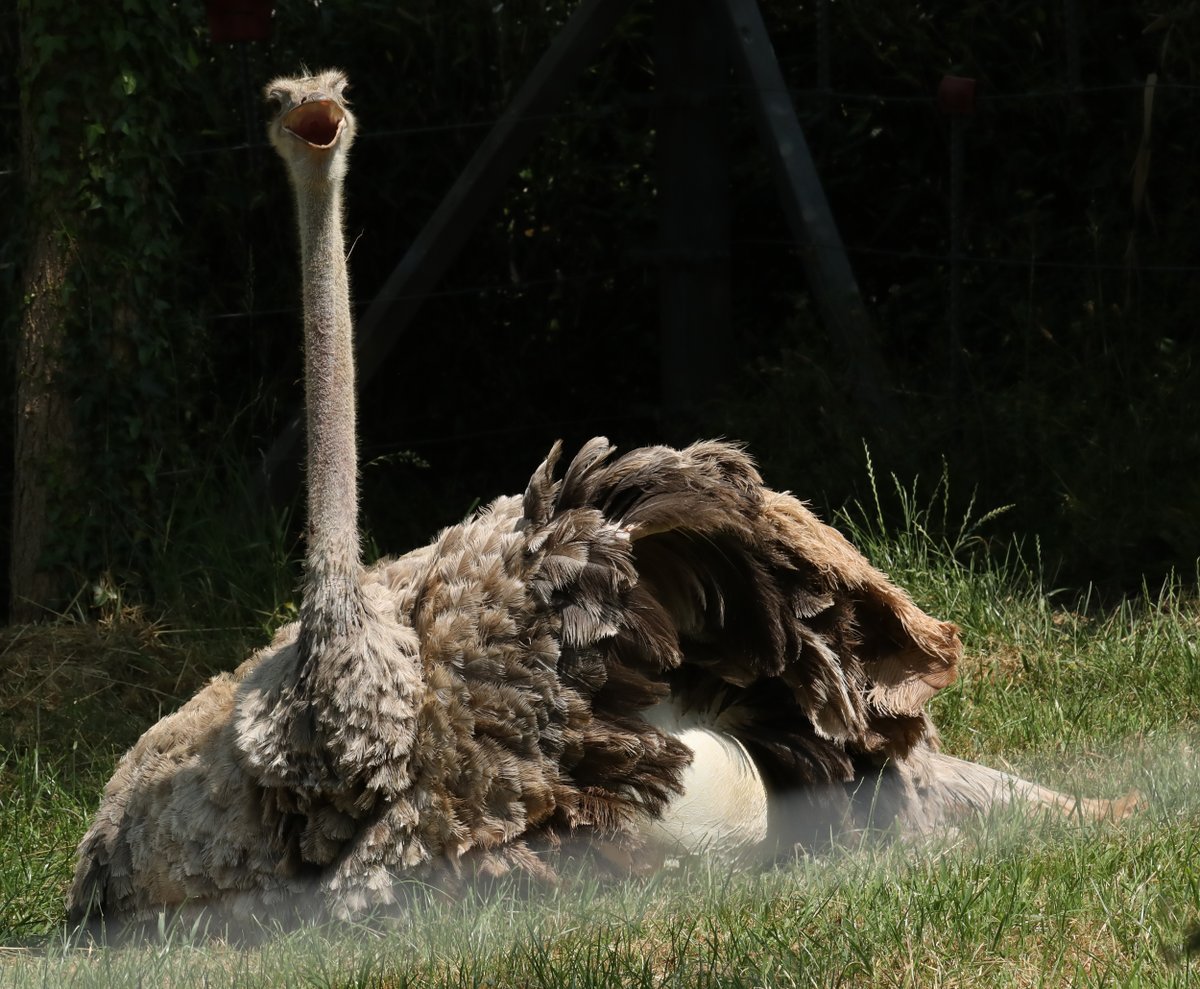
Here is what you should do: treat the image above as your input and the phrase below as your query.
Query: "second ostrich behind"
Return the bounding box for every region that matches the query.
[68,70,1134,935]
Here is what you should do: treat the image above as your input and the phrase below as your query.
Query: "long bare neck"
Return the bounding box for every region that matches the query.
[294,173,363,641]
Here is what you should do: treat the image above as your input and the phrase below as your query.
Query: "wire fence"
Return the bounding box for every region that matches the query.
[2,76,1182,174]
[5,72,1193,327]
[200,237,1200,332]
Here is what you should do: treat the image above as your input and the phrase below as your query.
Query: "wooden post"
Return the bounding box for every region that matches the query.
[655,0,731,430]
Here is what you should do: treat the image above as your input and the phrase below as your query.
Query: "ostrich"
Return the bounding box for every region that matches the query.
[67,69,1131,936]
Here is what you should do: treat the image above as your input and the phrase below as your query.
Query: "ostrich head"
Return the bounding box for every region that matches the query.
[265,69,356,189]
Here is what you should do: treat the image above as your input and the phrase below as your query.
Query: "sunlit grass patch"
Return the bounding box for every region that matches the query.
[1,462,1198,987]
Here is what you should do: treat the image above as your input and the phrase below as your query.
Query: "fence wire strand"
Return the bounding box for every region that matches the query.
[3,76,1165,168]
[7,73,1196,329]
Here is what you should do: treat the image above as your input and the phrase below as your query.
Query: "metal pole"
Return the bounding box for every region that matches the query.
[1063,0,1081,91]
[948,114,965,390]
[816,0,831,121]
[937,76,976,395]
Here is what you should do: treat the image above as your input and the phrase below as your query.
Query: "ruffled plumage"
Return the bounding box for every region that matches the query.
[68,437,968,931]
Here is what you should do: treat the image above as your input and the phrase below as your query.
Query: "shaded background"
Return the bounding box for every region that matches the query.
[3,0,1198,626]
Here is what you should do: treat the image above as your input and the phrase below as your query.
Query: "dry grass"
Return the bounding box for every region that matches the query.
[0,618,254,772]
[0,617,264,944]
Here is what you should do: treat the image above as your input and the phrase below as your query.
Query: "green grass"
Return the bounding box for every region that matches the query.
[1,471,1198,987]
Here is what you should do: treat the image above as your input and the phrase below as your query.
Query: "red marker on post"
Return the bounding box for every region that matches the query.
[937,75,977,116]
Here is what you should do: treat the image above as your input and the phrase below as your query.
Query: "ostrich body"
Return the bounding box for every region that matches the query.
[68,71,1130,934]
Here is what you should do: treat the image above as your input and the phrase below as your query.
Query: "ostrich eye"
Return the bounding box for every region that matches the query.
[329,77,350,102]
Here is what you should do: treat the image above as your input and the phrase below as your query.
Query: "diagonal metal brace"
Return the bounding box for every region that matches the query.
[261,0,636,494]
[713,0,892,424]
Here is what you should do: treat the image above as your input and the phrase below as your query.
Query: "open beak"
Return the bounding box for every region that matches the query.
[282,99,345,148]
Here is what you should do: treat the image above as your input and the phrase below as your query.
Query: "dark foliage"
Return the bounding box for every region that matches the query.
[3,0,1197,624]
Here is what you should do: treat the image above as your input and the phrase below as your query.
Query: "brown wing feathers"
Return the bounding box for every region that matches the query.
[532,438,960,789]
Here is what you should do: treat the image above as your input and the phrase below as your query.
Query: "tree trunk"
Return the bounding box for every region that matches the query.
[10,230,73,622]
[9,3,76,622]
